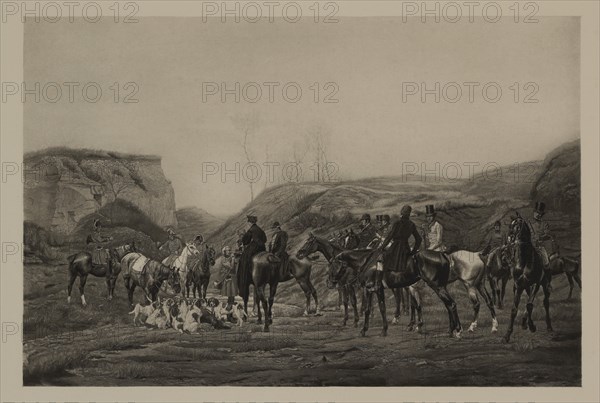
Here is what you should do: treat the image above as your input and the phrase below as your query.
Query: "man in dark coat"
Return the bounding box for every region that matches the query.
[86,219,113,266]
[374,205,422,290]
[357,213,378,249]
[269,221,289,279]
[237,215,267,300]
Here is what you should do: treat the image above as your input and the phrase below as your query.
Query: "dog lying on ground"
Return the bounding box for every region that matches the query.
[214,301,248,327]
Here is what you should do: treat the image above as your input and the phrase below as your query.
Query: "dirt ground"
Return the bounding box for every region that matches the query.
[23,263,581,386]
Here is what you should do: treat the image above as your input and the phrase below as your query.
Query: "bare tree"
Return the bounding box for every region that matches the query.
[231,112,261,201]
[305,124,334,182]
[95,160,141,220]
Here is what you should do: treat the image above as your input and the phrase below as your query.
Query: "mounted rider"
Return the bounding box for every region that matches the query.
[480,220,507,267]
[159,227,184,267]
[269,221,290,279]
[371,205,422,291]
[86,219,113,266]
[528,201,552,270]
[357,213,378,249]
[423,205,447,252]
[237,215,267,300]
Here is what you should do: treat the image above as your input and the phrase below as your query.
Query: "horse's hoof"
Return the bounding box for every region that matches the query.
[380,329,388,337]
[303,311,309,317]
[547,326,554,333]
[256,319,262,325]
[521,318,528,330]
[468,322,478,332]
[67,297,71,304]
[391,317,399,325]
[529,324,537,333]
[354,322,359,328]
[415,325,423,334]
[359,329,366,337]
[407,324,415,332]
[452,330,462,339]
[263,326,270,333]
[503,334,511,343]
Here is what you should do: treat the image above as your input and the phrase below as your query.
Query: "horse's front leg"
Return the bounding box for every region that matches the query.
[67,272,77,304]
[504,285,524,343]
[360,288,373,337]
[392,288,401,324]
[349,285,360,328]
[267,282,278,325]
[377,287,388,336]
[342,287,349,326]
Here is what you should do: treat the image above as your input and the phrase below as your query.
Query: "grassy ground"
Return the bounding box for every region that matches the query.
[23,262,581,386]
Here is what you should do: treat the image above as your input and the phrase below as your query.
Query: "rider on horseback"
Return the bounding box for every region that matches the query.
[357,214,378,249]
[269,221,290,278]
[371,205,422,291]
[423,205,446,252]
[237,215,267,300]
[480,220,507,265]
[86,219,113,266]
[160,228,184,256]
[528,201,552,271]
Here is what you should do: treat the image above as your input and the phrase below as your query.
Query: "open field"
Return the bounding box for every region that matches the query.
[24,262,581,386]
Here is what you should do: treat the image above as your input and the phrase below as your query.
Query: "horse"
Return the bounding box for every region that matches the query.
[296,233,411,327]
[66,242,135,306]
[186,245,216,299]
[161,243,201,295]
[486,246,512,309]
[121,253,182,306]
[548,241,581,300]
[330,247,463,338]
[503,212,553,343]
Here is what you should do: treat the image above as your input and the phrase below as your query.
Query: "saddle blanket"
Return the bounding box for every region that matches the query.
[128,253,150,273]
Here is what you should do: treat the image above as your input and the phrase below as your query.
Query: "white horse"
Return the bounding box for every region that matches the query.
[161,243,201,294]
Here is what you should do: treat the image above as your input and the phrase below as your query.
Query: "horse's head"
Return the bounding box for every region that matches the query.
[167,268,182,294]
[509,213,530,243]
[186,242,201,256]
[296,232,318,259]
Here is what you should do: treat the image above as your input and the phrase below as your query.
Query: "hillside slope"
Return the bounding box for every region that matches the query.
[176,207,224,242]
[206,141,580,308]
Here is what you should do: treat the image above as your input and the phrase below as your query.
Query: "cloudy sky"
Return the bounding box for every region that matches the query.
[24,17,579,216]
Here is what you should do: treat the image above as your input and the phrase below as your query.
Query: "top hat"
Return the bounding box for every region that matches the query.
[534,201,546,216]
[375,215,383,222]
[272,221,281,229]
[360,213,371,221]
[425,205,436,216]
[247,215,258,224]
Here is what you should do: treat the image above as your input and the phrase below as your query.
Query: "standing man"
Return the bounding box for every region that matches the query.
[237,215,267,302]
[86,219,113,266]
[529,201,552,271]
[214,246,238,308]
[423,205,446,252]
[357,213,378,249]
[269,221,290,278]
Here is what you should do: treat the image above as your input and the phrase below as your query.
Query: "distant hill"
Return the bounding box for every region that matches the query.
[176,207,224,242]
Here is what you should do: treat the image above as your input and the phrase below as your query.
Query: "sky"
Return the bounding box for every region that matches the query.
[24,17,580,216]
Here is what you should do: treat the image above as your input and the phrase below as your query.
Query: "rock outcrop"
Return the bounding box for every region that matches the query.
[24,148,177,235]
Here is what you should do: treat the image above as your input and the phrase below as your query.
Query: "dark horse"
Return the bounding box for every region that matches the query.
[66,243,135,306]
[486,246,512,309]
[330,248,463,338]
[186,245,216,299]
[503,212,553,343]
[296,234,410,327]
[121,252,182,306]
[238,251,317,331]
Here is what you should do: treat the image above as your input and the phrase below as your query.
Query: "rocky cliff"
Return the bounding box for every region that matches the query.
[24,148,177,235]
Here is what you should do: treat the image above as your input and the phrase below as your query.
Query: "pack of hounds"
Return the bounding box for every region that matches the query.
[129,296,248,333]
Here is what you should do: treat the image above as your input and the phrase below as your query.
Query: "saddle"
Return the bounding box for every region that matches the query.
[91,247,110,267]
